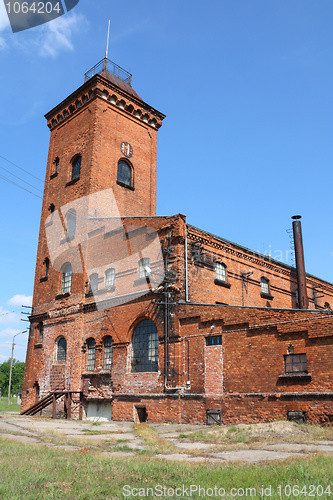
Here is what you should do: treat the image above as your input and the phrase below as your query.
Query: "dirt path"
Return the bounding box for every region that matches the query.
[1,412,333,463]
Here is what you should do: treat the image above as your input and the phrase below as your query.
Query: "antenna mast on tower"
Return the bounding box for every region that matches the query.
[103,20,111,70]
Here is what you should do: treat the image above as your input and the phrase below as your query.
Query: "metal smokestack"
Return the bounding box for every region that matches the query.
[292,215,309,309]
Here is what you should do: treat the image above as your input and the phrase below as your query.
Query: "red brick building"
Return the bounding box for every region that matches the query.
[21,59,333,424]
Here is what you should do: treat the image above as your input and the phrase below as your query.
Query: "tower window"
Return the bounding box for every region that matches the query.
[65,209,76,239]
[71,155,81,181]
[37,322,44,343]
[105,268,115,288]
[215,262,227,282]
[43,257,50,279]
[86,338,96,371]
[54,157,59,173]
[139,258,150,279]
[117,160,133,189]
[103,337,113,370]
[131,319,158,373]
[56,337,67,362]
[61,263,72,294]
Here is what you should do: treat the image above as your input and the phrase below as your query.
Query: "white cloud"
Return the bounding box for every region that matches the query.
[0,0,9,50]
[0,327,21,338]
[0,307,20,326]
[0,0,9,31]
[37,12,86,58]
[1,8,86,57]
[7,294,32,307]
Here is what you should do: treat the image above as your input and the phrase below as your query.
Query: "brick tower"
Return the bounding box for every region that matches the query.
[21,59,165,412]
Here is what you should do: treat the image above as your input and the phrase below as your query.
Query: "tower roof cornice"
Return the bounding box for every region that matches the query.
[45,69,165,132]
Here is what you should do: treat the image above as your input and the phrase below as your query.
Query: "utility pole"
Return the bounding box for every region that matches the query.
[7,330,27,406]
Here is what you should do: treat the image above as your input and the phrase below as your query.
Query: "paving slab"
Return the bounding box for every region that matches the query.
[263,443,333,453]
[170,439,216,450]
[211,449,304,463]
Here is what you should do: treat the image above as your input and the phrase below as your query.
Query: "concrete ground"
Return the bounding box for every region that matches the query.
[1,412,333,463]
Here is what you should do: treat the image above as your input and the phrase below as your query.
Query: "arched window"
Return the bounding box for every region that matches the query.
[56,337,67,362]
[131,319,158,373]
[117,160,132,188]
[71,155,81,181]
[65,209,76,238]
[54,157,59,173]
[103,337,113,370]
[43,257,50,279]
[215,262,227,282]
[105,268,115,288]
[261,277,270,295]
[324,302,331,310]
[39,323,44,343]
[139,258,150,279]
[61,263,72,294]
[89,273,99,292]
[86,338,96,371]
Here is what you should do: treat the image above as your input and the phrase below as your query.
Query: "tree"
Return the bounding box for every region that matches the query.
[0,359,25,397]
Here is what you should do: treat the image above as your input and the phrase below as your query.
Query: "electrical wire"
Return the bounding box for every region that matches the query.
[0,155,43,183]
[0,164,43,193]
[0,173,42,199]
[0,310,19,317]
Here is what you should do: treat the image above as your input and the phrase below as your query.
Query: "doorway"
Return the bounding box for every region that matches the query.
[135,405,147,423]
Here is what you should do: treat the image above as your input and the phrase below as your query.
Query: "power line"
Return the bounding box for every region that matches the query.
[0,163,43,193]
[0,155,43,183]
[0,173,42,199]
[0,310,19,317]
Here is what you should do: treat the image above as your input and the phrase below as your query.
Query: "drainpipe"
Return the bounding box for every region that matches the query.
[185,223,189,302]
[292,215,309,309]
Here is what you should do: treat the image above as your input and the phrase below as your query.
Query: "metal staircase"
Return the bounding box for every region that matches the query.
[21,390,83,419]
[21,391,65,416]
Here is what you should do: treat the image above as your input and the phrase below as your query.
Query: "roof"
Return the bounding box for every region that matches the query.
[98,69,142,101]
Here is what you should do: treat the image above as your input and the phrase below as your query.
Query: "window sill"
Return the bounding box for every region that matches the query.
[60,235,75,245]
[214,279,231,288]
[65,177,80,187]
[261,292,274,300]
[278,373,311,382]
[85,286,116,297]
[40,276,48,283]
[34,343,43,349]
[82,371,111,377]
[133,277,150,286]
[50,172,58,180]
[116,180,134,191]
[55,292,71,300]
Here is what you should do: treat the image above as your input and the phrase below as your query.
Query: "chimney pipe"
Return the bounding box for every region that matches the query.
[292,215,309,309]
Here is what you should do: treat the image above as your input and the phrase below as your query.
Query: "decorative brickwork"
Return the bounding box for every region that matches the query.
[21,62,333,424]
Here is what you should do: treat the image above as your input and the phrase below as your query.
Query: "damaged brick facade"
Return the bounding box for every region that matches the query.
[21,60,333,425]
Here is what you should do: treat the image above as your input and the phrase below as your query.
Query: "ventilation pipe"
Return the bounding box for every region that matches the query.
[292,215,309,309]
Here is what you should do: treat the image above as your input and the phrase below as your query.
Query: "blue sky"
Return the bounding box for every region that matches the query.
[0,0,332,362]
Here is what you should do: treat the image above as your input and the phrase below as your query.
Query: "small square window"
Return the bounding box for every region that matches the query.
[284,353,307,374]
[206,335,222,346]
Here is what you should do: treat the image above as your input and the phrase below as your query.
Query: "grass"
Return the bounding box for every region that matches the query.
[0,437,333,499]
[133,423,176,454]
[185,421,333,446]
[0,396,21,412]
